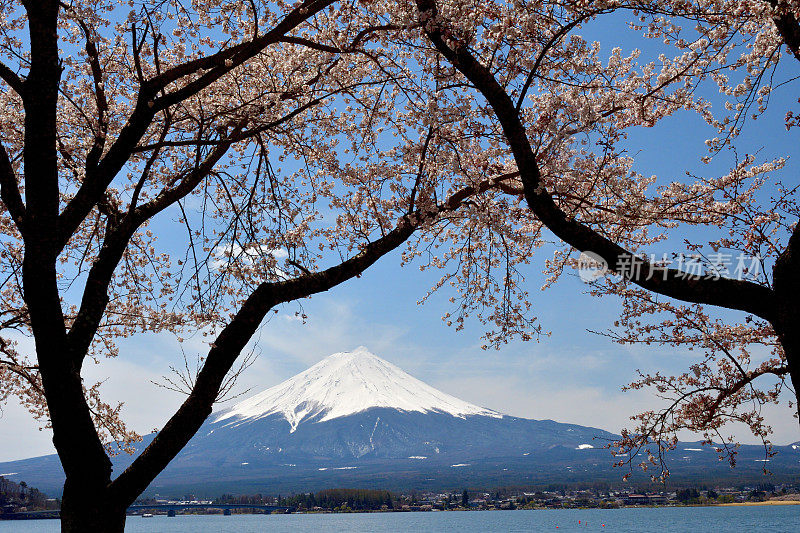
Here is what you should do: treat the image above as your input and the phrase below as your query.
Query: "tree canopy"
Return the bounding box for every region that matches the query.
[0,0,799,529]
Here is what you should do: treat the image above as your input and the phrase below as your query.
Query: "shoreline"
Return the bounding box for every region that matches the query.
[5,501,800,520]
[714,500,800,507]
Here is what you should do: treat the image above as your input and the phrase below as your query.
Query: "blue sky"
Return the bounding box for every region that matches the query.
[1,11,799,465]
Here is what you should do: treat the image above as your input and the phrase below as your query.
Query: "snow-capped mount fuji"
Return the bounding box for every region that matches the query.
[214,346,501,432]
[6,347,800,497]
[166,346,617,468]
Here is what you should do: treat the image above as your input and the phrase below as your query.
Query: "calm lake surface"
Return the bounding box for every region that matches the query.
[1,506,798,532]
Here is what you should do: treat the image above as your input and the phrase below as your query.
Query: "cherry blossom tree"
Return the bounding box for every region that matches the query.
[0,0,531,529]
[409,0,800,480]
[2,0,800,530]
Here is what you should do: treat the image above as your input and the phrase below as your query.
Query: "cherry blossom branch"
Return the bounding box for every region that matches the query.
[0,61,23,95]
[131,92,330,153]
[706,365,789,421]
[279,24,405,54]
[615,362,787,480]
[147,0,335,95]
[769,0,800,61]
[0,339,42,396]
[57,0,337,253]
[66,128,244,368]
[107,221,416,502]
[76,19,109,172]
[516,13,597,112]
[107,173,514,504]
[416,0,777,323]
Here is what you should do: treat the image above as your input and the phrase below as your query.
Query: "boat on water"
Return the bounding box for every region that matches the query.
[142,513,153,518]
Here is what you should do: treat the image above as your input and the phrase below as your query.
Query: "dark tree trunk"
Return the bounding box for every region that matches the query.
[60,483,126,533]
[18,3,128,531]
[772,311,800,420]
[771,224,800,419]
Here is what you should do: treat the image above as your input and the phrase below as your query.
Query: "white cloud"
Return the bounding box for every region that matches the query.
[0,401,55,462]
[209,242,288,272]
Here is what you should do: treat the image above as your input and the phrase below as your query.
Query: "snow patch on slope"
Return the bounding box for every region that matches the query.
[214,346,501,431]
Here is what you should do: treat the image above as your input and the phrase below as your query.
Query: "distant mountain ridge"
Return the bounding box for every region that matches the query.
[2,347,800,496]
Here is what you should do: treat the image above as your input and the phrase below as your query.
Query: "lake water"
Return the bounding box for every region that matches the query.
[1,506,798,532]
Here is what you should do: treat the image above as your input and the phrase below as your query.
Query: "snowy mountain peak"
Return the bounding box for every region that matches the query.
[214,347,502,432]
